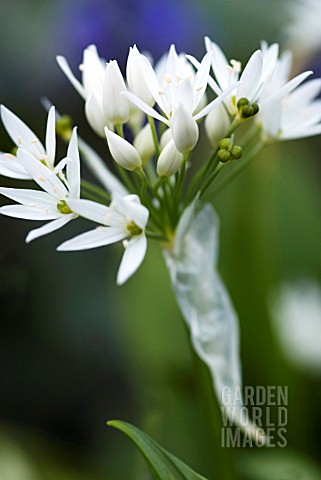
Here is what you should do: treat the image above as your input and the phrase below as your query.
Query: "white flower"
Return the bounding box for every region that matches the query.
[260,78,321,141]
[204,36,263,115]
[202,37,312,117]
[0,128,80,242]
[126,45,155,107]
[0,105,57,179]
[103,60,130,124]
[123,44,237,153]
[105,127,142,171]
[157,139,182,176]
[57,194,149,285]
[57,45,123,135]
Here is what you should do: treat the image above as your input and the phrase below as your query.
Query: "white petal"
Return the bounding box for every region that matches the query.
[287,78,321,108]
[103,60,130,124]
[57,226,127,251]
[56,55,87,100]
[0,186,57,206]
[117,234,147,285]
[138,51,169,114]
[157,138,182,176]
[126,45,155,107]
[187,54,223,98]
[0,205,59,220]
[192,51,212,112]
[67,128,81,199]
[237,50,263,101]
[171,104,199,153]
[82,44,105,97]
[1,105,46,159]
[122,91,168,124]
[133,123,155,165]
[281,124,321,140]
[0,153,31,179]
[112,195,149,228]
[194,80,240,120]
[26,215,73,243]
[67,199,110,224]
[262,71,313,105]
[205,36,230,90]
[53,157,69,175]
[85,93,107,137]
[45,106,56,166]
[17,149,68,199]
[77,137,127,195]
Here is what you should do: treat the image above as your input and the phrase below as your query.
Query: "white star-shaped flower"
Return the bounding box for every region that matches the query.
[0,128,80,242]
[57,194,149,285]
[57,45,130,135]
[123,44,238,153]
[0,105,57,180]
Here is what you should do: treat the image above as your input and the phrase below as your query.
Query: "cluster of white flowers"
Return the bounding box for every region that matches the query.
[1,37,321,284]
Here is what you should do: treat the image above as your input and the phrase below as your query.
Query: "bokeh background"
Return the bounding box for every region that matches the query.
[1,0,321,479]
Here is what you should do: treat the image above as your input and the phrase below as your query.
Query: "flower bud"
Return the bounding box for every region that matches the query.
[82,45,105,97]
[205,103,230,148]
[231,145,243,159]
[126,45,155,107]
[133,123,155,165]
[217,149,231,163]
[103,60,130,124]
[218,138,231,150]
[160,128,172,150]
[157,139,182,176]
[105,127,142,171]
[171,104,199,153]
[85,93,108,137]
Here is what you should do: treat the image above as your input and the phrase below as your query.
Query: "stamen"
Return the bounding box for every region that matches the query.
[230,59,241,73]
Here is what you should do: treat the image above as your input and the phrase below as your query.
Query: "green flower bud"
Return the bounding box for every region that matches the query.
[239,102,259,119]
[218,149,231,163]
[218,138,231,150]
[237,98,249,109]
[56,115,73,141]
[231,145,243,159]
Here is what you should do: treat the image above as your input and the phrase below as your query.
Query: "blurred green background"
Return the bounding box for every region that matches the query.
[1,0,321,479]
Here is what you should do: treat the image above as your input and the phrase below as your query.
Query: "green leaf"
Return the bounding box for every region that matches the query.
[108,420,208,480]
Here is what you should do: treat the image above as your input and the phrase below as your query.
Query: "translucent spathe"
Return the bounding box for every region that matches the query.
[164,201,264,441]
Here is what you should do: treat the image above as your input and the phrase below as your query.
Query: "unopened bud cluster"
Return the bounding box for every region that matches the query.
[217,138,243,163]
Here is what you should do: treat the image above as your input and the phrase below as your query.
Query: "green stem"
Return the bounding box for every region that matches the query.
[148,115,161,157]
[174,152,189,203]
[211,141,265,197]
[199,162,226,199]
[80,179,111,203]
[191,349,238,480]
[115,123,124,137]
[146,231,168,242]
[115,163,136,193]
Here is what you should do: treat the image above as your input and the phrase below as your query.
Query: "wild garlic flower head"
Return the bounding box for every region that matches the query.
[1,36,321,284]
